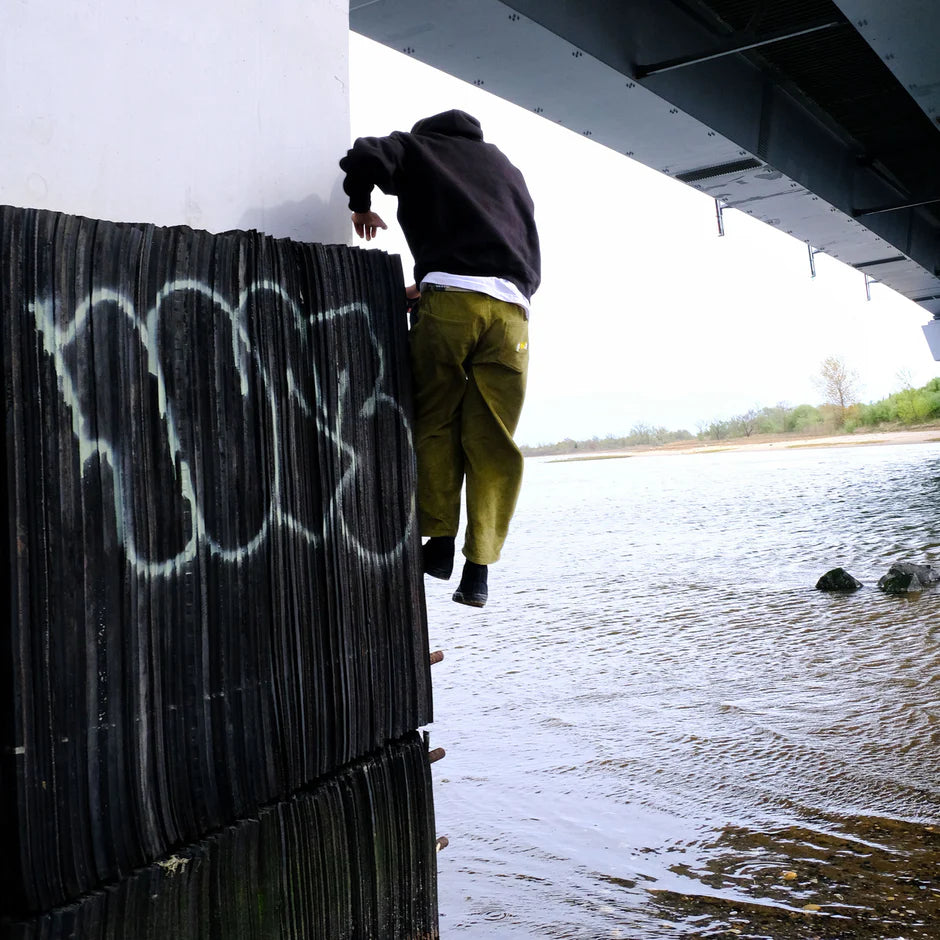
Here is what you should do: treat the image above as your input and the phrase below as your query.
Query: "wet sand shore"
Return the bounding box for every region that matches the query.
[544,426,940,462]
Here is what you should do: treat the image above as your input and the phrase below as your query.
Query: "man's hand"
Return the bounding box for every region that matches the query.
[405,283,421,300]
[351,211,388,241]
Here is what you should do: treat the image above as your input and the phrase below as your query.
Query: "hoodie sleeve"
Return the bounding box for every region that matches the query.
[339,133,409,212]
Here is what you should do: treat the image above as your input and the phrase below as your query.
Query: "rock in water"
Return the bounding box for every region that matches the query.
[877,562,939,594]
[815,567,863,591]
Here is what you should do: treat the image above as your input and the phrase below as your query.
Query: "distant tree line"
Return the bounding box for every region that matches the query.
[522,370,940,456]
[522,423,694,457]
[852,374,940,430]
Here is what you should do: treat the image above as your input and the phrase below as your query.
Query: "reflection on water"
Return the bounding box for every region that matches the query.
[426,443,940,939]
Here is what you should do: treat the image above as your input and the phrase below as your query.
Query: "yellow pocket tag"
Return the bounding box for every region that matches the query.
[516,341,528,353]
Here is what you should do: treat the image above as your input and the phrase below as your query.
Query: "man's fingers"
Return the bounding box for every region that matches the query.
[351,211,386,241]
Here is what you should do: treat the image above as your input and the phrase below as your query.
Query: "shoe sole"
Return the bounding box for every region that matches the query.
[452,591,486,607]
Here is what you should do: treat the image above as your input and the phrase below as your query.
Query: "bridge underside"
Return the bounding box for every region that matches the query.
[351,0,940,336]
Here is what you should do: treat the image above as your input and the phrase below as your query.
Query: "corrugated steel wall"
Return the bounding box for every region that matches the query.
[0,206,436,935]
[4,735,437,939]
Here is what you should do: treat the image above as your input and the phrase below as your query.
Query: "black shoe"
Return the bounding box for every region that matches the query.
[453,561,488,607]
[422,536,455,580]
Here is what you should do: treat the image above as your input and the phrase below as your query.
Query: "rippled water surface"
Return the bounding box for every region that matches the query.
[425,443,940,939]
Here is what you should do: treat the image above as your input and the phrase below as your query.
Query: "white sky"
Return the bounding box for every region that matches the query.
[348,34,939,447]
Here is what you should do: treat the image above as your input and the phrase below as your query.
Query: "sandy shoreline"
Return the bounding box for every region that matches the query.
[537,426,940,462]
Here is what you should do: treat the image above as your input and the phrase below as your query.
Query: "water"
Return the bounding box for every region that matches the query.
[425,443,940,939]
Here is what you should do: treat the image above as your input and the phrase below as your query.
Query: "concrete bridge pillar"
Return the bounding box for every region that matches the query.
[1,0,350,244]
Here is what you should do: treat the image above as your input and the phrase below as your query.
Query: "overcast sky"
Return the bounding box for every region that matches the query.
[348,34,939,447]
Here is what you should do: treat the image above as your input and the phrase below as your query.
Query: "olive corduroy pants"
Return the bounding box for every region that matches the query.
[409,288,528,565]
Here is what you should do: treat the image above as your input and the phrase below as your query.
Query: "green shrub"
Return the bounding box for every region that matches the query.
[786,404,823,432]
[896,391,934,424]
[858,400,893,426]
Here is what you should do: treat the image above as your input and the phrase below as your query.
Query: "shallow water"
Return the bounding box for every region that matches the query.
[425,443,940,939]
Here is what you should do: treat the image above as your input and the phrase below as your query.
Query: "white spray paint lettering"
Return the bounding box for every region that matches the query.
[30,280,414,577]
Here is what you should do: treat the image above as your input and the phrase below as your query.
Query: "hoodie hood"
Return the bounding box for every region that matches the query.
[411,109,483,141]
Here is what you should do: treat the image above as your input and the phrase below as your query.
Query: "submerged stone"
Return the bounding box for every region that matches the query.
[815,567,863,592]
[877,562,940,594]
